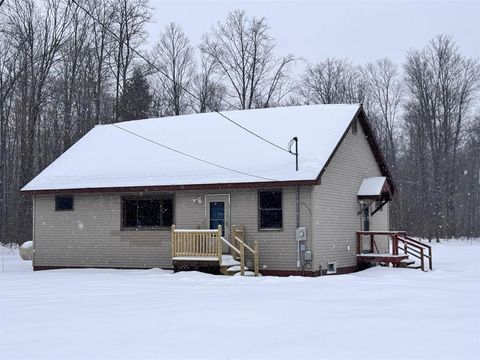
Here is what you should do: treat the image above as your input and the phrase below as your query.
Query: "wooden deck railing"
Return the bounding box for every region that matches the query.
[356,231,432,271]
[171,224,260,276]
[171,225,222,264]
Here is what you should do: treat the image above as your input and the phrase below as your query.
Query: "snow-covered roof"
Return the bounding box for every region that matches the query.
[357,177,388,197]
[22,104,362,192]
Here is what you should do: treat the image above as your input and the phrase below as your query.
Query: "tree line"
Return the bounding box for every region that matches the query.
[0,0,479,244]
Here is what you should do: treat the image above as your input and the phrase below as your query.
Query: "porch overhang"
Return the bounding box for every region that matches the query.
[357,176,392,201]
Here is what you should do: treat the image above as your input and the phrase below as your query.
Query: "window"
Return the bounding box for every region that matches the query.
[258,190,282,229]
[327,262,337,274]
[122,197,173,229]
[55,195,74,211]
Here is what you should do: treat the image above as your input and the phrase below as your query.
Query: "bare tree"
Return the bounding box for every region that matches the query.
[3,0,71,242]
[58,1,90,149]
[0,28,21,244]
[299,58,365,104]
[457,116,480,237]
[110,0,150,120]
[191,54,226,113]
[90,0,114,126]
[200,10,295,109]
[361,58,403,169]
[401,35,480,239]
[151,23,195,116]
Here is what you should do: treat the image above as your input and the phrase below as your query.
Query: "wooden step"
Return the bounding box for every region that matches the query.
[407,265,422,269]
[226,265,250,273]
[221,255,240,267]
[233,271,258,277]
[399,259,416,267]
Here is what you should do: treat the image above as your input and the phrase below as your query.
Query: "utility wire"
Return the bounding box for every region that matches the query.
[110,123,278,181]
[70,0,291,154]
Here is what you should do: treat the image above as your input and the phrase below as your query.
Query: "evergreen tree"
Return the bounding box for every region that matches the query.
[119,67,152,121]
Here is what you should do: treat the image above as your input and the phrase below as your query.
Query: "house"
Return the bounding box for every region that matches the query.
[21,104,404,276]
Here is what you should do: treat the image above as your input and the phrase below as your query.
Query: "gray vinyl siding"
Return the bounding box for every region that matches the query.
[311,120,390,272]
[33,187,312,271]
[33,194,172,269]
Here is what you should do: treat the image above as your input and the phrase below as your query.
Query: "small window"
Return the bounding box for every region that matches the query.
[259,190,282,230]
[327,262,337,274]
[122,197,173,229]
[352,119,358,134]
[55,195,74,211]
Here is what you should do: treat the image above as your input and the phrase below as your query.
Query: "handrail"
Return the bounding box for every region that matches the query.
[171,224,260,277]
[397,236,432,271]
[220,236,240,255]
[232,225,259,276]
[357,231,407,236]
[406,236,433,252]
[235,236,255,253]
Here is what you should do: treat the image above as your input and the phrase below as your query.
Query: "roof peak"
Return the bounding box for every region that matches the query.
[113,103,361,126]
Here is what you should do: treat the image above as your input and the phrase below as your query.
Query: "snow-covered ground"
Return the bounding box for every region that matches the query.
[1,240,479,360]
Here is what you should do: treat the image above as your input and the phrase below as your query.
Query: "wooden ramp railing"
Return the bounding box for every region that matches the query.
[397,235,432,271]
[171,224,259,276]
[356,231,432,271]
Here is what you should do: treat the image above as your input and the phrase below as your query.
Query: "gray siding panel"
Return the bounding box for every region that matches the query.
[34,187,312,271]
[33,194,172,268]
[311,121,390,272]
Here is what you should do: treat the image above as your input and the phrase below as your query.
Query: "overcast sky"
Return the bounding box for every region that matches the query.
[145,0,479,67]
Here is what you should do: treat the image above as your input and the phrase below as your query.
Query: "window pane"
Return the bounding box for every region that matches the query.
[260,191,282,209]
[260,209,282,229]
[122,197,173,229]
[123,200,138,227]
[161,198,173,226]
[55,196,73,211]
[137,199,161,227]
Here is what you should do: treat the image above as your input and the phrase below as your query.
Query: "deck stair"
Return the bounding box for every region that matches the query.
[356,231,433,271]
[398,258,416,268]
[171,225,260,276]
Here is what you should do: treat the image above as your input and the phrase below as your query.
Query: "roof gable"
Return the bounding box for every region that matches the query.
[21,104,386,193]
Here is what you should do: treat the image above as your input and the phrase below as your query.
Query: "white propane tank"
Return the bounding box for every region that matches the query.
[19,241,33,260]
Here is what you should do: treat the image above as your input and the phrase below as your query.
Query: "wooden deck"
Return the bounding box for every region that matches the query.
[357,253,409,266]
[356,231,433,271]
[171,225,260,276]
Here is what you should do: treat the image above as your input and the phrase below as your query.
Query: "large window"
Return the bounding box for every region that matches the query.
[258,190,282,230]
[122,197,173,229]
[55,195,74,211]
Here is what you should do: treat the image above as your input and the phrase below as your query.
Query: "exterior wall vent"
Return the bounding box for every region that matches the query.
[327,262,337,274]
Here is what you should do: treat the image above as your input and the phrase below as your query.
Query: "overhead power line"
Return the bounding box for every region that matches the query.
[70,0,291,154]
[111,123,278,181]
